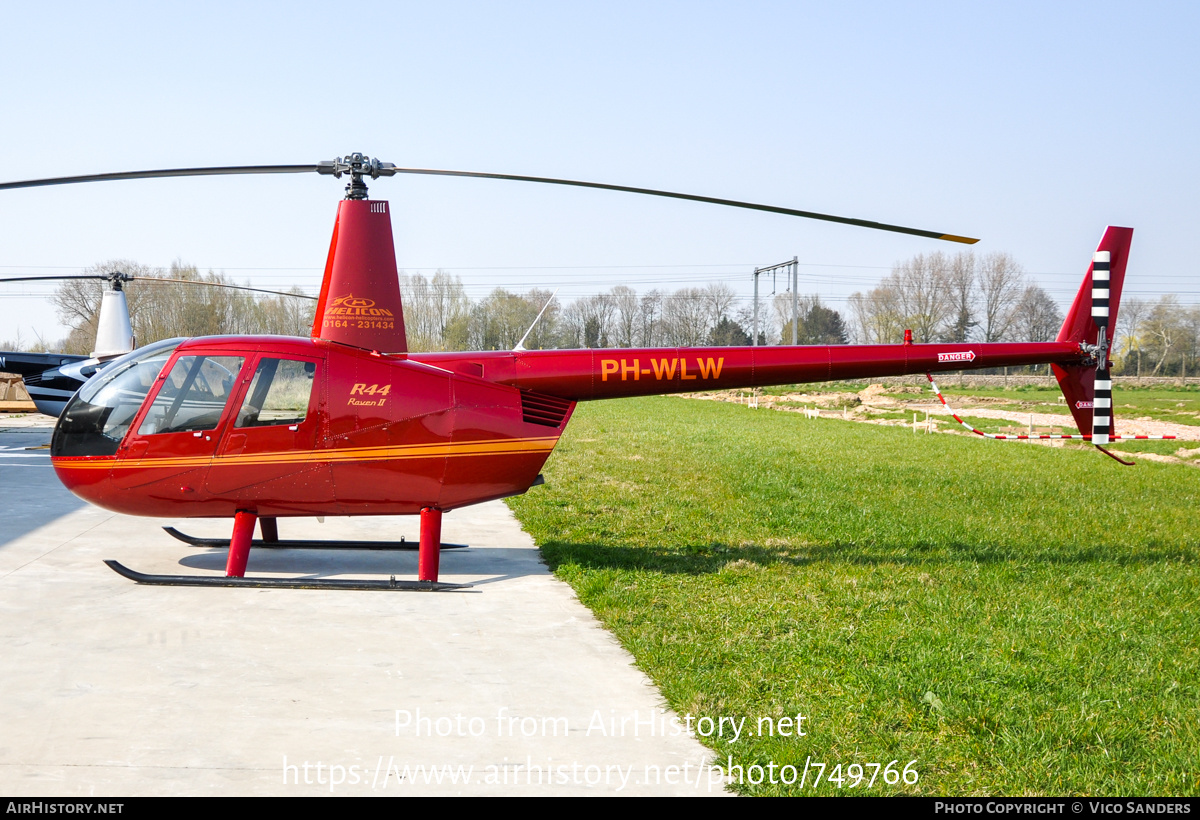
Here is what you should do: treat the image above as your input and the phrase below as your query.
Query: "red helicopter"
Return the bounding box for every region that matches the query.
[2,154,1130,590]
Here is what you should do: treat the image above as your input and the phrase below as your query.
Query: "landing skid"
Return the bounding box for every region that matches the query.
[104,560,472,591]
[163,526,468,551]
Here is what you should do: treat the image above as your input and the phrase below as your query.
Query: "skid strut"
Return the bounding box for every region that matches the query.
[419,506,442,583]
[162,526,468,551]
[226,510,256,577]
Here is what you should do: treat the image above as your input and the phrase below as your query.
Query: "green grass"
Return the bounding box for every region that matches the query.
[508,397,1200,796]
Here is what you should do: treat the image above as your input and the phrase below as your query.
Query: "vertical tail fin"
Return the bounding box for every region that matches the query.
[311,199,408,354]
[1051,226,1133,437]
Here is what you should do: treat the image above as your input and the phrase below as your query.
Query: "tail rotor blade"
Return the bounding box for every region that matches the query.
[1091,251,1113,446]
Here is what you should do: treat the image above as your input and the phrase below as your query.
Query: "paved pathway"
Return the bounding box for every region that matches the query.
[0,418,725,796]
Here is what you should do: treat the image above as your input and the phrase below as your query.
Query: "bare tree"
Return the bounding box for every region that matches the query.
[945,252,977,342]
[466,289,554,351]
[849,253,953,343]
[977,252,1025,342]
[250,287,316,337]
[660,287,710,346]
[1115,296,1148,378]
[134,262,260,342]
[559,293,616,348]
[430,271,470,349]
[1011,284,1062,342]
[637,290,664,347]
[1185,306,1200,380]
[609,285,639,348]
[398,270,471,351]
[398,271,434,350]
[847,287,904,345]
[894,252,952,342]
[702,282,737,330]
[1142,295,1187,377]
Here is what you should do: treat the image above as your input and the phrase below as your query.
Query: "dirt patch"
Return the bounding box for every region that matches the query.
[683,389,1200,442]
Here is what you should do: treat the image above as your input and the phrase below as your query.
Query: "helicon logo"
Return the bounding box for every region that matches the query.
[327,294,394,317]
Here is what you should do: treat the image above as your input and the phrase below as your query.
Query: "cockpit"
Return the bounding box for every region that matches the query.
[52,338,183,457]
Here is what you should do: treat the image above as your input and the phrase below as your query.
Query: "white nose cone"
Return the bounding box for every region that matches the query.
[91,289,135,358]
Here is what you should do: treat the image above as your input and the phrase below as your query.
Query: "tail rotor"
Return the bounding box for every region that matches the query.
[1089,250,1115,450]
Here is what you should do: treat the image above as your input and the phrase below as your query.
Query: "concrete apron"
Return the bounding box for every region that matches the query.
[0,436,726,796]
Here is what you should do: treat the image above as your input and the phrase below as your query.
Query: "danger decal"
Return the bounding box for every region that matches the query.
[937,351,976,363]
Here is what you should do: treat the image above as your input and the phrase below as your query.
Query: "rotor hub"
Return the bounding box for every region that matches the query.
[1080,327,1110,368]
[316,153,397,200]
[103,271,134,291]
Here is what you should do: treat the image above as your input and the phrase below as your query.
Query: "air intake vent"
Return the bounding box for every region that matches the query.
[521,391,572,428]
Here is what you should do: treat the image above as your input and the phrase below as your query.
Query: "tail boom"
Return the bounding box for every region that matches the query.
[415,340,1083,401]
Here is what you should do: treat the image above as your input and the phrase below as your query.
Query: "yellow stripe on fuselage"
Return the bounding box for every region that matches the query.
[52,436,560,471]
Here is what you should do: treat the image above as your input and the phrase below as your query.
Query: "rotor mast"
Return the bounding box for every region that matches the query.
[310,155,409,353]
[92,271,135,358]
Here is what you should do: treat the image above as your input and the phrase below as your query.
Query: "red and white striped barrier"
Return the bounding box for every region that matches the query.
[924,374,1176,442]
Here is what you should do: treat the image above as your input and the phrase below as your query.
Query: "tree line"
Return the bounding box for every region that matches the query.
[45,260,314,355]
[846,251,1062,345]
[9,256,1197,378]
[845,250,1200,378]
[397,273,847,351]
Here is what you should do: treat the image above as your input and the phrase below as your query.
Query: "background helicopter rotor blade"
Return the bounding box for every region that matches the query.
[135,276,317,300]
[0,157,979,244]
[0,275,113,284]
[0,273,314,299]
[390,167,981,244]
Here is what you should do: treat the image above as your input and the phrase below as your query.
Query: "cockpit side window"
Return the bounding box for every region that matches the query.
[137,355,245,435]
[235,358,316,428]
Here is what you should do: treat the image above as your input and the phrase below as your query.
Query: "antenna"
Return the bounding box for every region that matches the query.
[514,289,560,351]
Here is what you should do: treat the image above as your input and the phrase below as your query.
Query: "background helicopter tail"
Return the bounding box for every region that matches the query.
[1051,226,1134,441]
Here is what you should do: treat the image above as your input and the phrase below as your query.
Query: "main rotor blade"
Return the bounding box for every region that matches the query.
[0,165,318,192]
[0,159,980,243]
[391,168,980,244]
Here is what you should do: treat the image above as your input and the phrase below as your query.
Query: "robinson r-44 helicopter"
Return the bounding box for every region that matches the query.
[1,154,1134,591]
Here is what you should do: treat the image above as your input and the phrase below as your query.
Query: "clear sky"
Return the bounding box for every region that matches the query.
[1,1,1197,343]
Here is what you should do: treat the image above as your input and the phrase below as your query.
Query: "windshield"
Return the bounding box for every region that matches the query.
[52,339,184,457]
